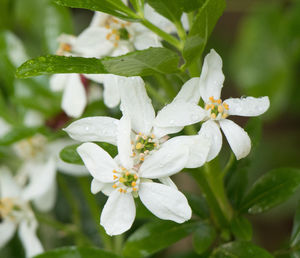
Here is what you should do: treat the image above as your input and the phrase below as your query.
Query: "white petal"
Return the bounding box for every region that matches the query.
[139,182,191,223]
[57,34,77,46]
[73,27,114,57]
[77,142,118,183]
[22,158,56,202]
[49,74,68,91]
[139,143,189,179]
[64,116,119,145]
[159,177,177,190]
[102,75,122,108]
[91,179,114,196]
[0,220,16,248]
[100,190,136,236]
[89,12,109,27]
[33,181,57,212]
[198,120,223,162]
[225,96,270,117]
[117,115,133,169]
[23,110,44,127]
[119,77,155,135]
[19,219,43,258]
[219,119,251,160]
[0,167,21,198]
[134,31,162,50]
[154,101,206,128]
[152,125,183,139]
[62,74,87,118]
[173,77,201,104]
[200,49,225,103]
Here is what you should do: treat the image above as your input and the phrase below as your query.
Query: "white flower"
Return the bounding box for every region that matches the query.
[0,167,43,258]
[65,77,210,169]
[155,49,270,160]
[76,114,192,236]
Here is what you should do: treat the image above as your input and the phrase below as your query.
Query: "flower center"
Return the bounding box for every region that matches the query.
[132,133,159,161]
[105,17,131,47]
[0,198,19,221]
[56,42,72,55]
[205,96,229,120]
[112,168,139,195]
[14,134,47,160]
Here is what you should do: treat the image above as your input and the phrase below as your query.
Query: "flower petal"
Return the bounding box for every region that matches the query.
[89,12,110,27]
[102,75,122,108]
[77,142,118,182]
[73,27,114,57]
[33,181,57,212]
[152,125,183,139]
[134,31,162,50]
[19,219,43,258]
[139,142,189,178]
[198,120,223,162]
[159,177,177,190]
[100,190,136,236]
[62,74,87,118]
[225,96,270,117]
[117,115,133,169]
[119,77,155,135]
[49,74,67,91]
[154,101,206,128]
[139,182,191,223]
[64,116,119,145]
[0,220,16,248]
[200,49,225,103]
[173,77,201,104]
[0,167,21,198]
[219,119,251,160]
[91,179,114,196]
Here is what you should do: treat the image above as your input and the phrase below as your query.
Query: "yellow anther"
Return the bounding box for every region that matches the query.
[113,175,118,180]
[113,184,117,188]
[209,96,215,102]
[112,29,117,34]
[131,182,136,187]
[62,44,72,52]
[222,113,228,119]
[119,188,123,193]
[134,174,138,180]
[140,157,144,161]
[121,23,126,28]
[135,142,143,150]
[132,187,137,192]
[114,42,118,47]
[223,103,229,110]
[211,104,215,110]
[205,104,211,110]
[125,171,130,176]
[218,105,224,113]
[153,143,157,147]
[105,24,110,29]
[151,134,155,139]
[119,177,125,183]
[217,99,222,104]
[106,33,112,40]
[132,152,136,157]
[138,132,142,136]
[121,167,126,170]
[113,169,117,173]
[115,35,120,41]
[123,189,127,193]
[210,113,216,119]
[112,18,119,23]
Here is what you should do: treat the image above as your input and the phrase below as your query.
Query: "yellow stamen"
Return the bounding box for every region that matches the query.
[125,172,129,176]
[131,182,136,187]
[217,99,222,104]
[113,184,117,188]
[113,169,117,173]
[119,177,125,183]
[151,134,155,139]
[121,167,126,170]
[132,187,137,192]
[135,142,143,150]
[218,105,224,113]
[210,113,216,119]
[223,103,229,110]
[115,35,120,41]
[114,42,118,47]
[112,29,117,34]
[105,24,110,29]
[134,175,138,180]
[139,132,142,136]
[119,188,123,193]
[140,157,144,161]
[222,113,228,119]
[209,96,215,102]
[106,33,112,40]
[211,104,215,110]
[113,175,118,180]
[205,104,211,110]
[62,44,72,52]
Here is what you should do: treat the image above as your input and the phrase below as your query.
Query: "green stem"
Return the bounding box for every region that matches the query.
[174,20,186,42]
[78,177,113,251]
[221,152,236,178]
[113,234,124,255]
[140,18,182,50]
[154,74,176,99]
[146,83,168,105]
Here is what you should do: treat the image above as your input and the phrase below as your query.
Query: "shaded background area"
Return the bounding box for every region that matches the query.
[0,0,299,256]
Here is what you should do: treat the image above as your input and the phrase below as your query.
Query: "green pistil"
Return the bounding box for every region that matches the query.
[122,173,136,187]
[119,28,129,40]
[136,137,155,153]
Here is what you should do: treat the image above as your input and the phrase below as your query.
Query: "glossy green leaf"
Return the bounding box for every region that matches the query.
[185,192,210,219]
[211,241,273,258]
[230,216,252,241]
[240,168,300,214]
[53,0,139,21]
[16,48,180,78]
[178,0,206,13]
[123,221,199,257]
[0,127,44,145]
[183,0,226,65]
[60,143,117,165]
[192,222,216,254]
[33,246,120,258]
[147,0,183,23]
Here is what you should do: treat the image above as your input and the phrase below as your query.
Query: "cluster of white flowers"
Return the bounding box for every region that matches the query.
[64,49,269,235]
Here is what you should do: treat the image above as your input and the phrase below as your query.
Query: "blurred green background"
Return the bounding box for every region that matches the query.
[0,0,300,256]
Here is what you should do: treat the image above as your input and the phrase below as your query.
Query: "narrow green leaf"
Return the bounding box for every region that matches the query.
[16,48,180,78]
[230,216,252,241]
[192,222,216,254]
[123,221,199,258]
[211,241,273,258]
[53,0,139,21]
[60,143,117,165]
[147,0,183,23]
[0,127,44,145]
[291,201,300,248]
[33,246,120,258]
[185,192,210,219]
[240,168,300,214]
[183,0,226,65]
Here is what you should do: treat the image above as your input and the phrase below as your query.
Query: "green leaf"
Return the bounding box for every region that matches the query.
[177,0,206,13]
[291,201,300,248]
[192,222,216,254]
[0,127,44,145]
[211,241,273,258]
[240,168,300,214]
[123,221,199,257]
[183,0,226,66]
[60,143,117,165]
[53,0,139,21]
[33,246,120,258]
[147,0,183,24]
[230,216,252,241]
[185,192,210,219]
[16,48,180,78]
[245,117,262,150]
